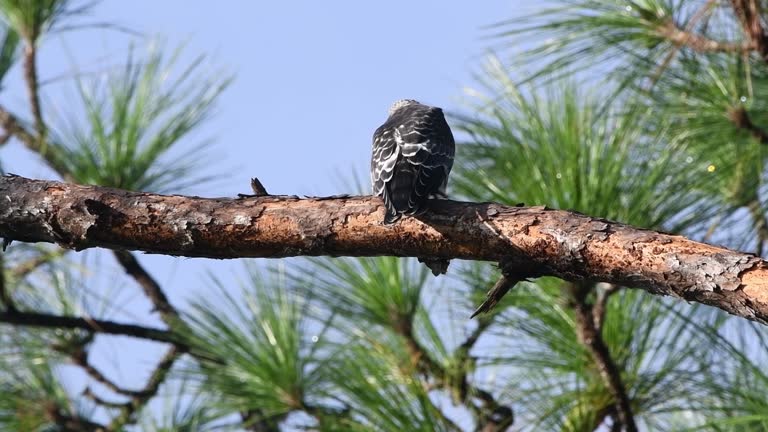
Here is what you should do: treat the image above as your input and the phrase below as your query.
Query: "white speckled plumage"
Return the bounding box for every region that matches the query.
[371,99,455,224]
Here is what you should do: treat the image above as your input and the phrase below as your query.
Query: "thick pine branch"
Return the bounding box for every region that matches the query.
[3,175,768,323]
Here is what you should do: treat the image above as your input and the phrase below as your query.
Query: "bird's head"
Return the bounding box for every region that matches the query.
[388,99,420,116]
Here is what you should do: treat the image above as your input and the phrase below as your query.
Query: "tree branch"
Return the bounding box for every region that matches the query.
[392,307,513,431]
[2,91,186,427]
[45,402,106,432]
[0,252,15,312]
[730,0,768,60]
[568,282,637,432]
[0,104,37,149]
[729,106,768,144]
[2,175,768,324]
[0,309,182,346]
[82,387,128,409]
[105,345,181,432]
[593,283,620,333]
[748,199,768,256]
[656,20,752,53]
[67,347,149,398]
[111,250,179,323]
[0,105,70,174]
[22,41,46,142]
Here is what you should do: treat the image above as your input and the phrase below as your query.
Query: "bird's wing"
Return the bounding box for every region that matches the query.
[371,124,400,197]
[394,107,455,208]
[371,105,455,223]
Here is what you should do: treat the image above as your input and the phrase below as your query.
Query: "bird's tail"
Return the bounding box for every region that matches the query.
[383,165,419,224]
[418,257,450,276]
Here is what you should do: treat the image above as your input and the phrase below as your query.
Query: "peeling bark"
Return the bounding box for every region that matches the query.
[3,175,768,323]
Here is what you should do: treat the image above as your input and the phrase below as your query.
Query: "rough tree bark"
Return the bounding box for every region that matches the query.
[2,174,768,323]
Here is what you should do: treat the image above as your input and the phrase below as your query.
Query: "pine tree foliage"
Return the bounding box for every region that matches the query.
[2,1,768,431]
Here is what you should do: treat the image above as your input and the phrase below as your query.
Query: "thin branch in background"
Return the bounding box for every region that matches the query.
[730,0,768,60]
[44,401,105,432]
[748,199,768,257]
[728,109,768,255]
[0,104,37,148]
[391,308,514,430]
[10,248,67,279]
[105,252,184,428]
[82,387,128,409]
[0,310,181,346]
[457,316,493,355]
[0,104,70,174]
[21,41,46,142]
[0,252,16,312]
[568,282,637,432]
[5,55,184,429]
[105,345,182,432]
[728,106,768,144]
[648,0,721,88]
[655,24,750,53]
[111,250,179,323]
[593,283,620,333]
[105,253,188,428]
[66,346,148,398]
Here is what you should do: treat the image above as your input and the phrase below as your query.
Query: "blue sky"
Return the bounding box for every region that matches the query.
[1,0,536,426]
[6,1,536,195]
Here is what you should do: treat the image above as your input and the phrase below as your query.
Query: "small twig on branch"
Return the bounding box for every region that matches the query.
[250,177,269,196]
[471,260,543,317]
[568,282,637,432]
[238,176,271,199]
[471,275,516,318]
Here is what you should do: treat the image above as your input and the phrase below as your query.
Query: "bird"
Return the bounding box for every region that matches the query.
[371,99,455,224]
[371,99,455,276]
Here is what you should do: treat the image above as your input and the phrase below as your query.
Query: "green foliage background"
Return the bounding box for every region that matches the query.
[3,1,768,431]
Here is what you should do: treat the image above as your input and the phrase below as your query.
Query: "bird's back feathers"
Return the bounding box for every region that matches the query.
[371,101,455,224]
